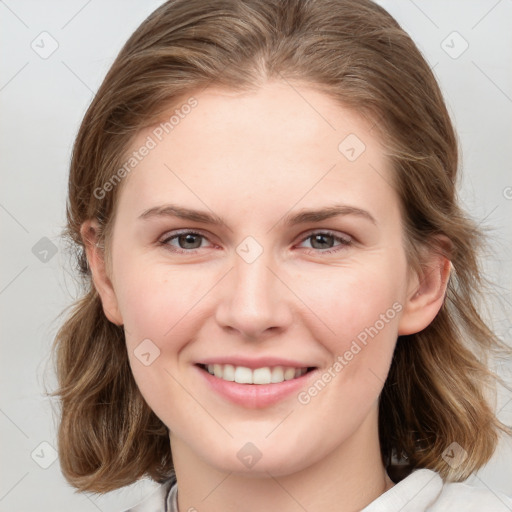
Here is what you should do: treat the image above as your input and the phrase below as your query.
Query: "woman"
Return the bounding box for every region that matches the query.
[51,0,512,510]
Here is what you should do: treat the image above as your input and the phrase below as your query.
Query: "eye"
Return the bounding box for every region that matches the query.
[159,230,213,254]
[158,229,353,256]
[297,230,352,255]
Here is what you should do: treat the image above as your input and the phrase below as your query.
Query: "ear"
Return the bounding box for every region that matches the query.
[398,239,452,336]
[80,219,123,326]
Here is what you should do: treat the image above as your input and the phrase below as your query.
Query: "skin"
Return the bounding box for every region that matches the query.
[82,80,450,512]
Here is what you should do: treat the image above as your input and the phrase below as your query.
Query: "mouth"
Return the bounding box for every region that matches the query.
[196,363,317,385]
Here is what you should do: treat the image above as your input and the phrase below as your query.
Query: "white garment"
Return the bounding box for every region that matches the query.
[361,469,512,511]
[124,469,512,511]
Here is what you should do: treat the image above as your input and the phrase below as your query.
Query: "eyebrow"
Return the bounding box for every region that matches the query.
[138,203,377,228]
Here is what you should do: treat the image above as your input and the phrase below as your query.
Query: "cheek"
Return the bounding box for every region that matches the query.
[300,261,404,342]
[117,266,197,417]
[114,260,203,345]
[293,268,404,423]
[295,257,406,409]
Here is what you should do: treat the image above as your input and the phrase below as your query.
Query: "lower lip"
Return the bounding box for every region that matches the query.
[195,365,317,409]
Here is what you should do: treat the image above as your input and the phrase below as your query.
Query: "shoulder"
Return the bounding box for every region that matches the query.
[362,469,512,512]
[122,471,512,512]
[430,479,512,512]
[122,476,177,512]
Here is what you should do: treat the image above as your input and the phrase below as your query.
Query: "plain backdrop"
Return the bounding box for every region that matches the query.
[1,1,511,511]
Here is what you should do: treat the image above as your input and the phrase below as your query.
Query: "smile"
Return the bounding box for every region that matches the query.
[198,363,315,384]
[196,363,319,409]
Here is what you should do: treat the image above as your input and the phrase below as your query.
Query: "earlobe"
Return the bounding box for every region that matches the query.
[80,219,123,326]
[398,251,452,336]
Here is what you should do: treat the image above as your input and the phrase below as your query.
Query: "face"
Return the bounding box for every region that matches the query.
[93,80,423,476]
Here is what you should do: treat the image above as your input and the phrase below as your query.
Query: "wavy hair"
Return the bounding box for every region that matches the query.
[50,0,511,493]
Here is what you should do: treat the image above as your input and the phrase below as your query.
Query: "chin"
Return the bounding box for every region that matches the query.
[197,439,316,478]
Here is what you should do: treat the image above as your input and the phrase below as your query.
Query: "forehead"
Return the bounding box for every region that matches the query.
[114,80,398,225]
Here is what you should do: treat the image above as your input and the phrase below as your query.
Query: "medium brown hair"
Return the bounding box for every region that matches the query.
[50,0,511,493]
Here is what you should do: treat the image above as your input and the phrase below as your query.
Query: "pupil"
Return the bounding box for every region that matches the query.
[312,234,333,249]
[180,234,200,249]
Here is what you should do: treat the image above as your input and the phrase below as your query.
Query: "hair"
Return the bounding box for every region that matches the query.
[50,0,511,494]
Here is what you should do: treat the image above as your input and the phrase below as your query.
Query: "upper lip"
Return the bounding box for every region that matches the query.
[196,356,316,369]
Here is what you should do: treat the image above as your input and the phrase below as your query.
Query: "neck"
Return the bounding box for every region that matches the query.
[170,407,394,512]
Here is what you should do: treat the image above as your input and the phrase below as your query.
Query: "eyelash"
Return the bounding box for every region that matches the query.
[158,229,353,256]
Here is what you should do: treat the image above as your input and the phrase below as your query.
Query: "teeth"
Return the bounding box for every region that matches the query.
[222,364,235,381]
[234,366,253,384]
[284,367,296,380]
[253,367,272,384]
[204,364,309,384]
[271,366,284,383]
[213,364,223,379]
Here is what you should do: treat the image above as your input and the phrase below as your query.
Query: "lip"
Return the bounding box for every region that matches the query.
[194,364,318,409]
[196,356,315,370]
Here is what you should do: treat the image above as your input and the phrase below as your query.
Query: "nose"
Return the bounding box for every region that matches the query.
[215,249,293,340]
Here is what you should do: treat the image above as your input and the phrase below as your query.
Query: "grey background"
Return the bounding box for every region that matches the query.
[1,1,511,510]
